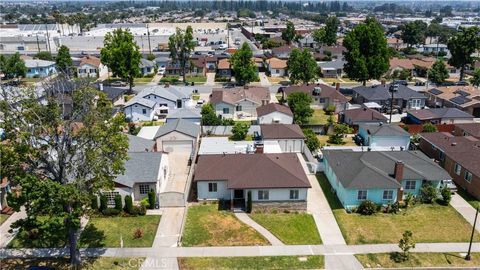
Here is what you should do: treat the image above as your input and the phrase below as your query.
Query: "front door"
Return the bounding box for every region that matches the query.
[234,189,244,199]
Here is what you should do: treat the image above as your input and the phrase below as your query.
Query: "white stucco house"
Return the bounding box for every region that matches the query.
[210,86,270,120]
[194,153,311,211]
[139,85,190,115]
[256,103,293,124]
[77,55,108,78]
[153,118,200,154]
[260,124,306,153]
[123,97,158,122]
[266,57,287,77]
[357,123,411,150]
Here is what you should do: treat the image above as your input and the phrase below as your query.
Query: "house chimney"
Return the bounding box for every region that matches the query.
[381,79,386,86]
[336,82,340,91]
[394,161,404,182]
[255,145,264,153]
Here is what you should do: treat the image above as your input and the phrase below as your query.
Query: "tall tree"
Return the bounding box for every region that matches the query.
[1,79,128,266]
[281,21,297,45]
[401,20,427,47]
[2,52,27,79]
[168,26,195,83]
[428,60,449,85]
[343,17,389,85]
[470,68,480,88]
[56,45,73,74]
[231,42,257,85]
[287,92,313,124]
[323,16,340,46]
[447,26,480,81]
[287,48,318,85]
[312,28,326,51]
[34,51,54,61]
[100,28,141,92]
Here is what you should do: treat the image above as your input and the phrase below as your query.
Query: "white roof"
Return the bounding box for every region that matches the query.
[363,102,382,109]
[198,137,282,155]
[25,59,56,68]
[137,126,161,140]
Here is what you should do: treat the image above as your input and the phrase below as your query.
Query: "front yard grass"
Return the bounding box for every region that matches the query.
[308,109,335,125]
[0,214,9,225]
[356,253,480,268]
[178,256,324,270]
[0,257,143,270]
[317,135,356,147]
[267,76,289,84]
[181,203,269,247]
[457,187,480,209]
[317,174,480,244]
[134,77,154,83]
[185,75,207,83]
[78,215,161,248]
[249,213,321,245]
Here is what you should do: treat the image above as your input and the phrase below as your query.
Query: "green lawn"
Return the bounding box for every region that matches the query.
[178,256,324,270]
[8,216,67,248]
[317,135,356,147]
[181,203,268,247]
[0,257,143,270]
[317,174,480,244]
[134,77,154,83]
[457,187,480,209]
[249,213,321,245]
[79,215,161,248]
[0,214,9,225]
[185,75,207,83]
[356,253,480,268]
[308,109,332,125]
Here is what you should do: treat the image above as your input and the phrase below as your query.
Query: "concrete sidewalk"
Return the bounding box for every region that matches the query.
[152,207,184,248]
[234,212,284,246]
[450,194,480,233]
[0,207,26,248]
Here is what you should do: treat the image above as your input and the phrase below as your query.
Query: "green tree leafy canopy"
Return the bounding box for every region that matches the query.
[56,45,73,74]
[428,60,449,85]
[168,26,195,83]
[231,42,258,86]
[287,48,319,85]
[447,26,480,81]
[287,92,313,124]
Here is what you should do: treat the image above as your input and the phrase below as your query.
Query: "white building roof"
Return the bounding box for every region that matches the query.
[198,137,282,155]
[137,126,161,140]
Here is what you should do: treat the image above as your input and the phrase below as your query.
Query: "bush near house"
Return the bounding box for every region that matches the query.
[147,191,156,209]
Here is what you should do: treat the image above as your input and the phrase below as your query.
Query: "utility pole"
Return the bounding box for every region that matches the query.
[44,24,51,53]
[147,24,152,55]
[465,207,479,261]
[227,23,230,48]
[389,81,399,124]
[35,33,40,53]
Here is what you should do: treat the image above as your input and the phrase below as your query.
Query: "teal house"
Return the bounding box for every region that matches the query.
[322,150,450,209]
[357,123,411,150]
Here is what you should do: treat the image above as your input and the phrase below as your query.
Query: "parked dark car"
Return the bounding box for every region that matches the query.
[107,81,127,87]
[455,80,469,86]
[223,82,236,88]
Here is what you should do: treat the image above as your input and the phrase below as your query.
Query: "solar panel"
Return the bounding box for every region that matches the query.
[429,88,443,95]
[454,90,470,97]
[449,96,471,105]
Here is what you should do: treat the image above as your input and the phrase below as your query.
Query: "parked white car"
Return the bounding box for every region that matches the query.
[441,179,457,193]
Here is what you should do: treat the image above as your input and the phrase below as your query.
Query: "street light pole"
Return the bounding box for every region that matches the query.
[465,206,479,261]
[389,81,398,124]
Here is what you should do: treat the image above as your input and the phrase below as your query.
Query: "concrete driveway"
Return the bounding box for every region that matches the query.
[258,72,271,87]
[205,72,216,86]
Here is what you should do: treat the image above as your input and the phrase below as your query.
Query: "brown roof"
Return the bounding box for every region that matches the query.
[272,45,295,55]
[217,58,230,69]
[390,58,414,70]
[420,132,480,176]
[342,107,388,122]
[256,103,293,117]
[266,57,287,69]
[260,124,305,139]
[427,85,480,109]
[455,123,480,138]
[210,87,270,105]
[191,58,206,68]
[283,83,348,103]
[194,153,311,189]
[80,56,101,68]
[225,48,237,54]
[320,45,346,55]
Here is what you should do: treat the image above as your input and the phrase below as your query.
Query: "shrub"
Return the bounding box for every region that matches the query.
[398,230,416,261]
[132,205,146,216]
[246,191,252,213]
[420,182,438,204]
[140,197,150,208]
[221,118,235,126]
[147,191,156,210]
[160,76,179,85]
[124,195,133,214]
[143,73,155,78]
[133,228,144,239]
[325,104,336,115]
[102,208,121,216]
[403,193,415,209]
[91,196,98,211]
[441,186,452,205]
[384,202,400,214]
[422,123,438,133]
[99,195,108,212]
[357,200,378,215]
[114,194,122,211]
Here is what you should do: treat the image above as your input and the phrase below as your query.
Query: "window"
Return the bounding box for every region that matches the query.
[454,163,462,175]
[223,108,230,114]
[208,183,217,192]
[103,191,120,205]
[465,171,473,183]
[357,190,367,200]
[258,190,269,200]
[275,69,279,74]
[290,190,299,200]
[236,105,242,112]
[89,69,96,73]
[139,184,150,195]
[319,98,326,103]
[405,180,416,190]
[439,151,445,161]
[142,109,147,115]
[410,99,422,108]
[383,190,394,200]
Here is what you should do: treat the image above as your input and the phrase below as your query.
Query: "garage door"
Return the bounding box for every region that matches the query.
[372,138,404,148]
[162,140,192,153]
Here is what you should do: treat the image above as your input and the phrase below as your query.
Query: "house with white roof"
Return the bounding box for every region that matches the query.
[25,59,57,78]
[123,97,158,122]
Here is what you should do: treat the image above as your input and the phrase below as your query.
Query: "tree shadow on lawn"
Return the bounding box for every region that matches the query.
[78,223,106,248]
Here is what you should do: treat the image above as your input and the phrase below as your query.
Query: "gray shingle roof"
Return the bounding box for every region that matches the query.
[353,84,426,101]
[154,118,200,139]
[25,59,56,68]
[359,123,410,137]
[139,58,156,68]
[124,96,156,108]
[407,108,474,121]
[166,108,201,120]
[114,152,162,187]
[139,86,188,102]
[323,150,451,189]
[127,134,155,152]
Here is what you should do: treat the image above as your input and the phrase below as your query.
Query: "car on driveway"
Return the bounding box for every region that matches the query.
[441,179,457,193]
[107,81,127,87]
